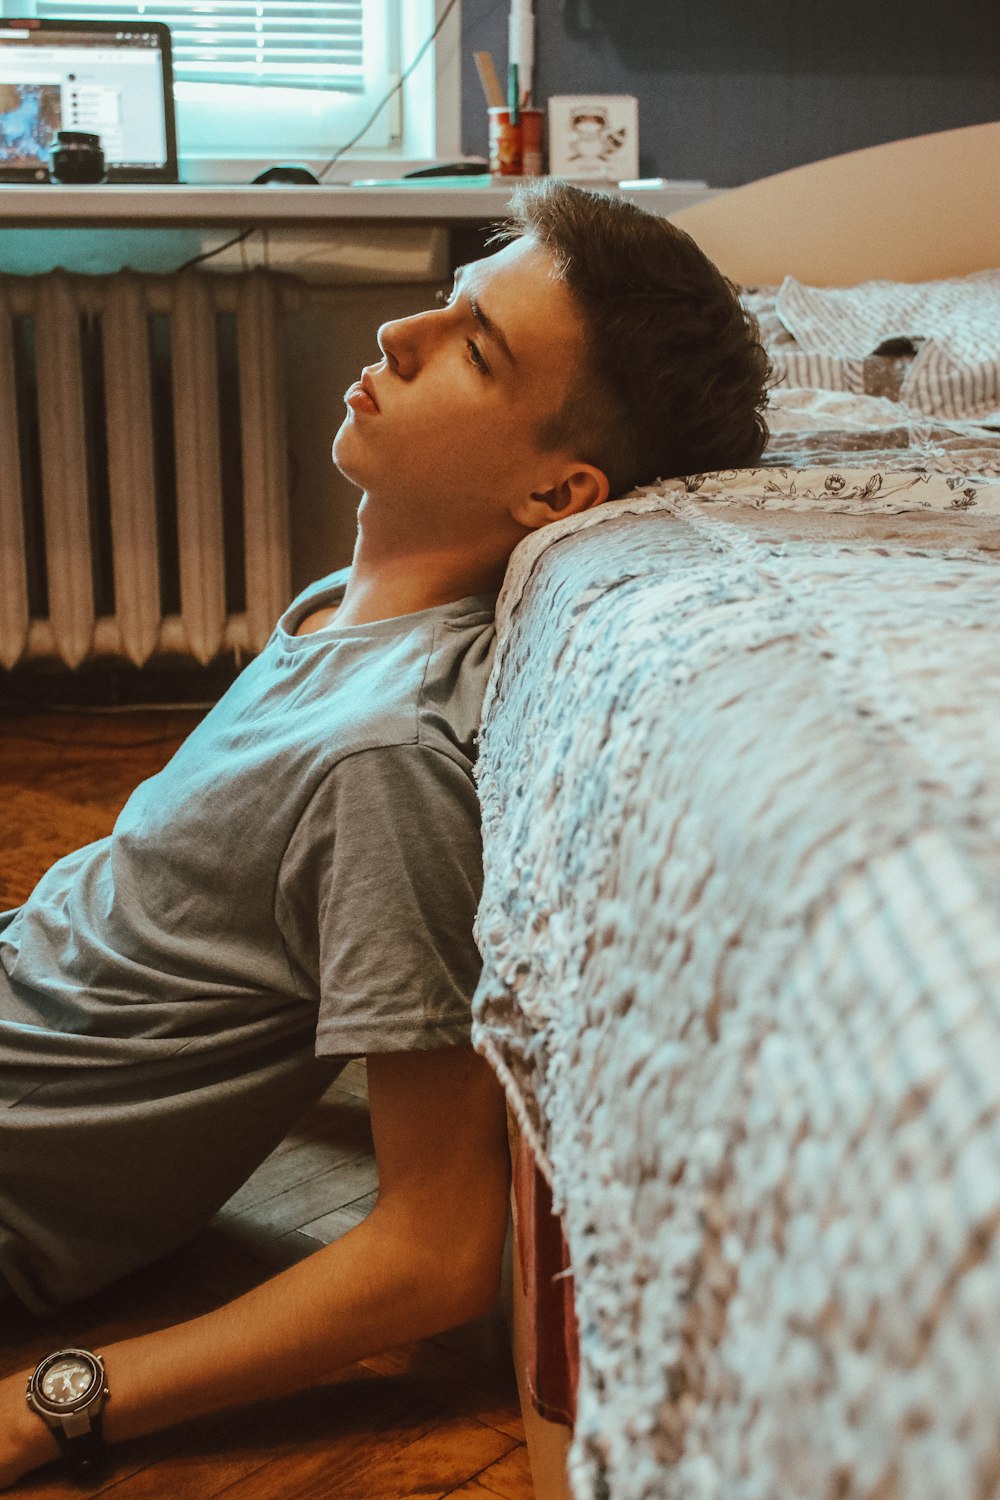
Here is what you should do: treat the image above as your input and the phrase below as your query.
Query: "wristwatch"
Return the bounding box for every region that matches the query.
[25,1348,109,1477]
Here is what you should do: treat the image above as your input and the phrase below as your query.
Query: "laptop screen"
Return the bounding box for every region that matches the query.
[0,17,178,182]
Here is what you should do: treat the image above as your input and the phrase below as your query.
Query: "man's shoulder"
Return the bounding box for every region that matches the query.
[324,740,477,798]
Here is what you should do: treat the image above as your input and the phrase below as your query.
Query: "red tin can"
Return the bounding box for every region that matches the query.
[488,107,544,176]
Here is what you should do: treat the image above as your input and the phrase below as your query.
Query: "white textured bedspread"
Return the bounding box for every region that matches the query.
[471,467,1000,1500]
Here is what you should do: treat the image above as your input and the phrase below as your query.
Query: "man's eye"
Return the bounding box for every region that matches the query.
[466,339,489,375]
[435,287,488,373]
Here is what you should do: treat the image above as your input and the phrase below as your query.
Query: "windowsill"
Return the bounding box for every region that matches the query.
[0,179,722,277]
[0,179,720,227]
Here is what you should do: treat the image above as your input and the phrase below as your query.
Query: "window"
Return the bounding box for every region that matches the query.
[7,0,460,178]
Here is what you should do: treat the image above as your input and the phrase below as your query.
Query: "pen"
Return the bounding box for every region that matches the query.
[508,61,520,126]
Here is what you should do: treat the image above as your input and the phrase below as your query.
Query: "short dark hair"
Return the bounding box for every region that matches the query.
[496,180,771,497]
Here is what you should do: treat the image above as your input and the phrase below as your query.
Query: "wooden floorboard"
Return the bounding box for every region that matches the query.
[0,709,532,1498]
[444,1442,536,1498]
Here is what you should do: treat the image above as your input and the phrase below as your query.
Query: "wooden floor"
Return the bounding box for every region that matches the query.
[0,707,533,1499]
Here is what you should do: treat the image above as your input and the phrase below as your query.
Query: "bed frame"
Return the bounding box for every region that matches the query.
[672,119,1000,285]
[505,117,1000,1500]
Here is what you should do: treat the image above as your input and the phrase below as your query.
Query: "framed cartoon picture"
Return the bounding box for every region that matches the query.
[547,95,639,182]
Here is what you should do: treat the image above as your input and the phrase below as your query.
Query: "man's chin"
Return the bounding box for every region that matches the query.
[331,425,369,488]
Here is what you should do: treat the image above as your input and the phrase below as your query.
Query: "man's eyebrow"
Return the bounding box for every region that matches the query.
[452,264,517,367]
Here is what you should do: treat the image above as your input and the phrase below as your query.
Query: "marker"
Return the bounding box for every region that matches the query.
[507,61,520,126]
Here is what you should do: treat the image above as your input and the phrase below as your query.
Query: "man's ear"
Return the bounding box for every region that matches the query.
[511,463,610,531]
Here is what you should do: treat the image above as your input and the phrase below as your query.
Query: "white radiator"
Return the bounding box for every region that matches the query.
[0,268,296,669]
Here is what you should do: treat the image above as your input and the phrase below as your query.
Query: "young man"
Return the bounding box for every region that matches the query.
[0,181,769,1489]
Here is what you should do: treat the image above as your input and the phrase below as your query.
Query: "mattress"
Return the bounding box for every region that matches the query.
[471,273,1000,1500]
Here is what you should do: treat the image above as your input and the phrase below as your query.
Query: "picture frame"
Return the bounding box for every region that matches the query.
[546,95,639,182]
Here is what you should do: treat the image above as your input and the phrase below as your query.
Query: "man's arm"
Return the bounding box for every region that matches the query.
[0,1044,510,1490]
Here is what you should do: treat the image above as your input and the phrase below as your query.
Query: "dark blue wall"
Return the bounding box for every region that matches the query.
[460,0,1000,186]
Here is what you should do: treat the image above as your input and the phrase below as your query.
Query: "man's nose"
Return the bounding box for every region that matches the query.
[377,310,435,379]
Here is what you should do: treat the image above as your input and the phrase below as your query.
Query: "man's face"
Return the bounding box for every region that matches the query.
[332,239,590,549]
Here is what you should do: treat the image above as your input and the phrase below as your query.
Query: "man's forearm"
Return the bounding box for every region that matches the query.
[2,1202,498,1486]
[103,1208,485,1440]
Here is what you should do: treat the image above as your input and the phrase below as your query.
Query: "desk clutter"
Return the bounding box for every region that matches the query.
[474,6,640,183]
[2,4,642,190]
[0,17,178,183]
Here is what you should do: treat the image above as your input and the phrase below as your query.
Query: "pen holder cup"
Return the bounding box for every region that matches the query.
[488,108,543,177]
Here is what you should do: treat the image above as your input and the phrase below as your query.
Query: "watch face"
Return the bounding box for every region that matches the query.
[39,1356,97,1408]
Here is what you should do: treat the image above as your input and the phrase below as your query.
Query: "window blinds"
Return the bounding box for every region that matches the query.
[35,0,367,91]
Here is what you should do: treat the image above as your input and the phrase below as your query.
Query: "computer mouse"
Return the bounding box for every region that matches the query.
[251,164,320,185]
[404,160,490,179]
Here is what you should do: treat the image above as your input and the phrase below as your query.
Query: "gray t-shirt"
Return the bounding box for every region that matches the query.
[0,568,498,1313]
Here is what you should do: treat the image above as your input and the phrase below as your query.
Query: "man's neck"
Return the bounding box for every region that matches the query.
[334,537,507,628]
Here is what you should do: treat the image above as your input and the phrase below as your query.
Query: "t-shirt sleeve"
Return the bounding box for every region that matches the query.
[276,744,484,1055]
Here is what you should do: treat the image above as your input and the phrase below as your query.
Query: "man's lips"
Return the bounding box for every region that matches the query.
[344,373,380,415]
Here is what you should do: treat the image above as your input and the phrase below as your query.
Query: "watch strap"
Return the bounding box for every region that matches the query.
[51,1413,106,1480]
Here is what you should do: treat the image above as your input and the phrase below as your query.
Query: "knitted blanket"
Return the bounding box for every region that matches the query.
[471,465,1000,1500]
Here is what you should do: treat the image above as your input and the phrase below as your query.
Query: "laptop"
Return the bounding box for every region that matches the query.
[0,17,178,182]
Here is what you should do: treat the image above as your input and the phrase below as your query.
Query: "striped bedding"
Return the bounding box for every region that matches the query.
[470,292,1000,1499]
[744,270,1000,423]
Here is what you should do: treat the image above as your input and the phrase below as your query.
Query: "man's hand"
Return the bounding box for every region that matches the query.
[0,1371,60,1491]
[0,1044,510,1487]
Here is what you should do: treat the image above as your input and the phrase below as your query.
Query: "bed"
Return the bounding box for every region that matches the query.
[475,122,1000,1500]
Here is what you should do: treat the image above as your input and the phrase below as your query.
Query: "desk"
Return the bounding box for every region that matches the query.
[0,179,721,277]
[0,179,718,229]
